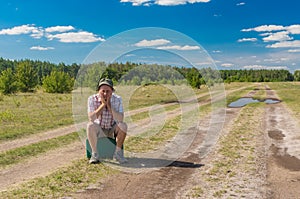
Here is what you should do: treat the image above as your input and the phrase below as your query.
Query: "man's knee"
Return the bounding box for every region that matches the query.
[87,122,98,135]
[117,122,127,133]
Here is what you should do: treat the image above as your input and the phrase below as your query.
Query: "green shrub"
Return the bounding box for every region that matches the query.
[0,68,18,94]
[42,70,74,93]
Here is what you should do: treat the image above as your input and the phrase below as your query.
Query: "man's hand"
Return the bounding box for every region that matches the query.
[105,96,112,112]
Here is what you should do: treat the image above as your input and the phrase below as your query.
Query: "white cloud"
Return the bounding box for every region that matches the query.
[45,25,75,33]
[259,32,272,37]
[262,31,293,42]
[47,31,105,43]
[266,40,300,48]
[156,0,210,6]
[286,24,300,34]
[120,0,150,6]
[242,24,300,35]
[264,58,277,62]
[30,28,44,39]
[243,65,265,69]
[157,45,200,50]
[241,24,300,51]
[241,25,285,32]
[134,39,171,47]
[243,64,288,70]
[213,14,222,17]
[0,24,104,43]
[134,38,200,50]
[237,38,257,42]
[288,49,300,53]
[212,50,222,53]
[236,2,245,6]
[30,46,54,51]
[120,0,210,6]
[0,24,37,35]
[221,63,234,67]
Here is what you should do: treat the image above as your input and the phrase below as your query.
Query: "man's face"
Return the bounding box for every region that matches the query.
[99,85,113,101]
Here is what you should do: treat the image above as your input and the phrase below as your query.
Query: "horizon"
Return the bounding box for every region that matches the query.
[1,56,298,74]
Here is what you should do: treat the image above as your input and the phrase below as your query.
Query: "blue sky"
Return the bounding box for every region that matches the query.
[1,0,300,72]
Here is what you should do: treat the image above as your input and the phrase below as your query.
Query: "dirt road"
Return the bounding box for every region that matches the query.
[1,84,300,199]
[73,85,300,199]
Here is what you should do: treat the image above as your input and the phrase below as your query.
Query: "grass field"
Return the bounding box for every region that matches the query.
[0,82,299,198]
[0,91,73,142]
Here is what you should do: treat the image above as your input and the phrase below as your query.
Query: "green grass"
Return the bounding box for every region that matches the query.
[0,159,117,199]
[266,82,300,118]
[186,186,204,198]
[0,132,80,168]
[125,115,181,152]
[127,84,180,110]
[0,91,73,142]
[126,103,180,123]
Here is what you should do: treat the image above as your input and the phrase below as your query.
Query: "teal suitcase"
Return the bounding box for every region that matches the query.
[86,137,123,159]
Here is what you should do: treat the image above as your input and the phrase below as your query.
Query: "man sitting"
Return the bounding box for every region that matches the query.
[87,78,127,164]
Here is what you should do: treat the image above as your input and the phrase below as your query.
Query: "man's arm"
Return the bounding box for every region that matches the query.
[88,96,106,122]
[107,96,124,122]
[88,103,106,122]
[111,108,124,122]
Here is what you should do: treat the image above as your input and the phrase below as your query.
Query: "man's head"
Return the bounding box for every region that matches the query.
[97,78,114,100]
[97,78,114,91]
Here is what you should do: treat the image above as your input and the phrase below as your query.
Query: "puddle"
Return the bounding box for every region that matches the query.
[271,145,300,171]
[264,99,281,104]
[268,130,285,140]
[228,97,281,108]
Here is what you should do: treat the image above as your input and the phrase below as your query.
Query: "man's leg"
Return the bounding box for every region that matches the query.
[114,122,128,163]
[87,122,100,163]
[115,122,127,148]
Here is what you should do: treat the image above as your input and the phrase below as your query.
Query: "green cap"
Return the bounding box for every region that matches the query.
[97,78,114,91]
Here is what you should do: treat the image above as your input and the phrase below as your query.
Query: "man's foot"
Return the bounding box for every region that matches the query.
[89,153,100,164]
[113,150,128,164]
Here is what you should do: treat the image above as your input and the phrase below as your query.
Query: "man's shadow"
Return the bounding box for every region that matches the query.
[102,157,204,169]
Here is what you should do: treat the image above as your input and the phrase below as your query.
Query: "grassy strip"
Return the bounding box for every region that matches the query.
[125,115,181,152]
[266,82,300,118]
[127,104,180,122]
[0,158,116,199]
[0,132,79,168]
[252,84,267,100]
[126,84,178,110]
[191,103,264,198]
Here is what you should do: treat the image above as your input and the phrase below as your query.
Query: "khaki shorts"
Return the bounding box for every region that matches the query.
[95,123,117,139]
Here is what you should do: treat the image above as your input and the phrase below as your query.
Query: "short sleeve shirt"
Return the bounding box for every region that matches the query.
[87,93,123,129]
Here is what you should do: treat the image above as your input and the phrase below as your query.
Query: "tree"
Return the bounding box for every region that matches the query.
[0,68,18,94]
[294,70,300,81]
[16,60,38,92]
[42,70,74,93]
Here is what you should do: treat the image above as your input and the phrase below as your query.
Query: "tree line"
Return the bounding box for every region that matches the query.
[220,69,297,83]
[0,58,79,94]
[0,57,299,94]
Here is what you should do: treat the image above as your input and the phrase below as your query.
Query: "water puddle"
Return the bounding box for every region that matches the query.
[271,145,300,171]
[228,97,281,108]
